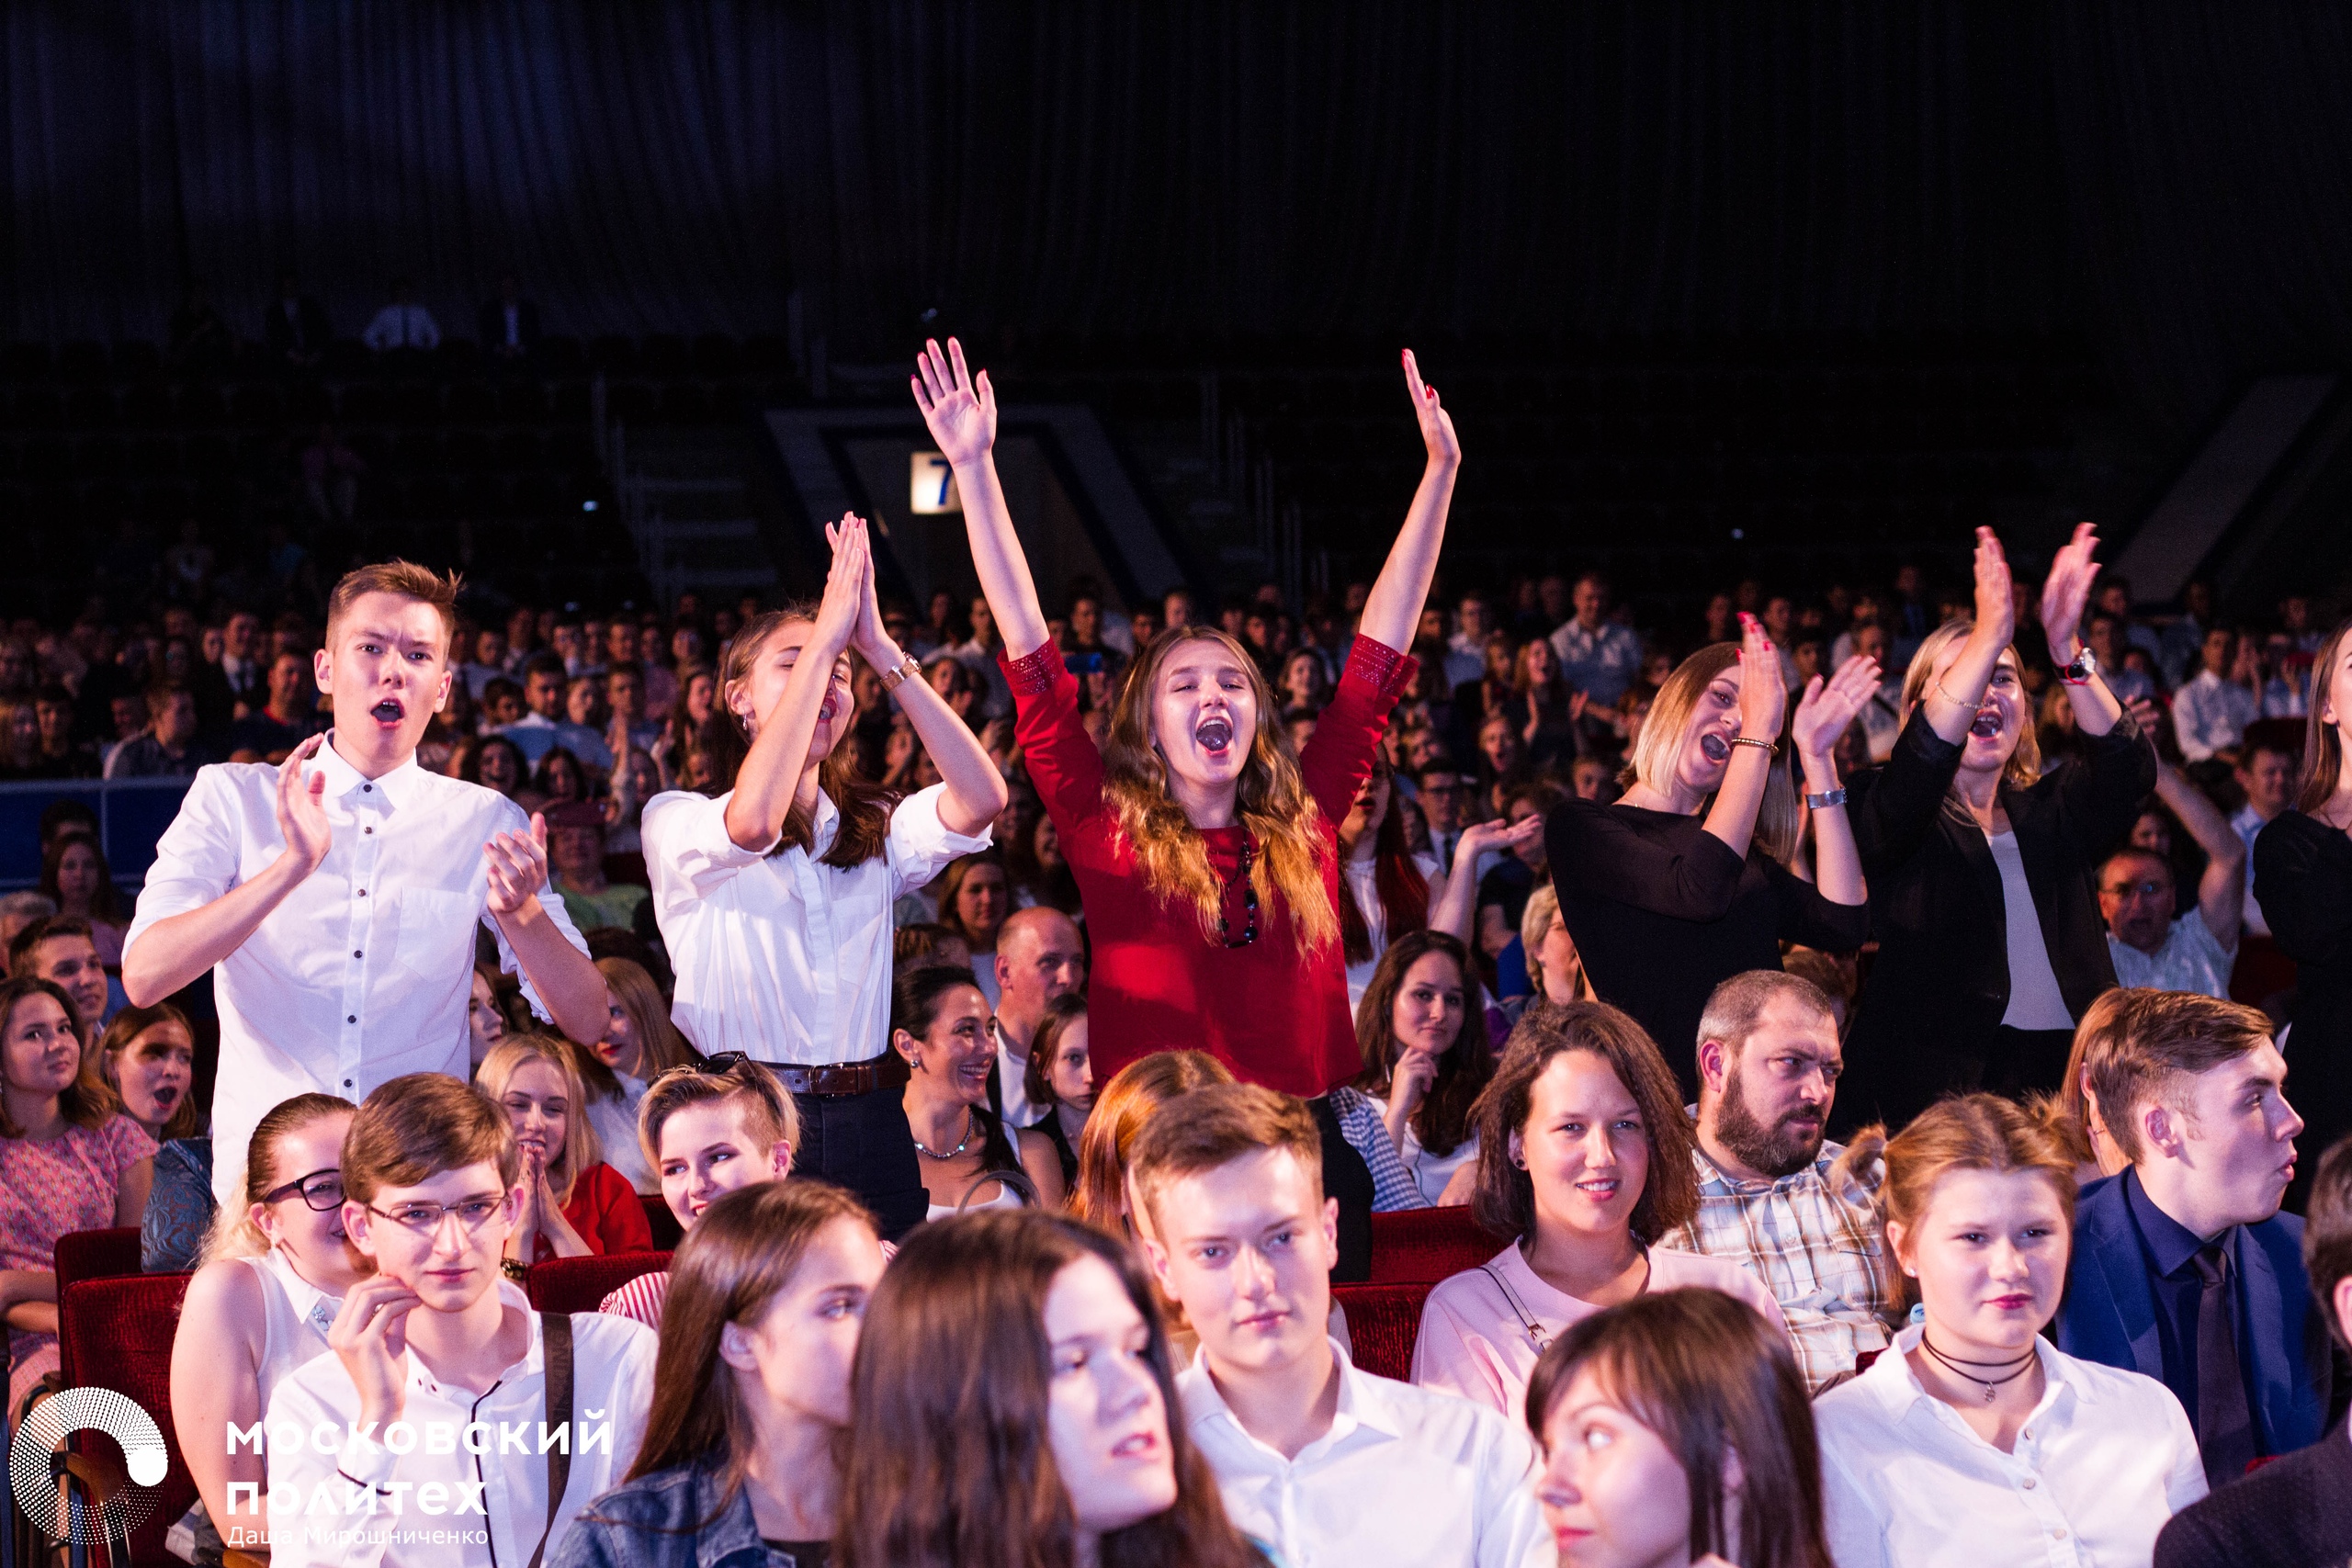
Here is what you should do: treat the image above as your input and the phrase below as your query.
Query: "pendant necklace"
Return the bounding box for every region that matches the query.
[1919,1334,2037,1403]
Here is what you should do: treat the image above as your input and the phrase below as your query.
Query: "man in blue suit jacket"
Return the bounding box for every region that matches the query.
[2058,991,2331,1486]
[2154,1134,2352,1568]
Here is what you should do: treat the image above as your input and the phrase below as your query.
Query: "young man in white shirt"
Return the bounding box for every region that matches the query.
[2169,626,2259,762]
[123,562,605,1204]
[1131,1083,1548,1568]
[987,906,1086,1129]
[264,1073,655,1568]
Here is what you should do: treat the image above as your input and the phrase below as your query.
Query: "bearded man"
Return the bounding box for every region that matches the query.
[1657,968,1901,1393]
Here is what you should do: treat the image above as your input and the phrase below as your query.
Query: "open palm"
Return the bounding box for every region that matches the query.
[912,337,997,467]
[1791,655,1884,757]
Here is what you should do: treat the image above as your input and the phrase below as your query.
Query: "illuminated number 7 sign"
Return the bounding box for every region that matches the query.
[910,451,963,514]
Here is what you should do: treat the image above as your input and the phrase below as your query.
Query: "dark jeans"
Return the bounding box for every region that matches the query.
[795,1081,928,1240]
[1983,1024,2077,1101]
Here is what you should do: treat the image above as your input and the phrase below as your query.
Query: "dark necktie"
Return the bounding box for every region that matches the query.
[2189,1242,2256,1486]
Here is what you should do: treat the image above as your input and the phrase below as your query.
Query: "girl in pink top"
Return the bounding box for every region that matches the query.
[1412,1000,1785,1421]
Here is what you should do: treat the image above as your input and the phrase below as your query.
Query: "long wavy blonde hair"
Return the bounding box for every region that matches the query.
[1101,626,1340,952]
[1623,642,1803,863]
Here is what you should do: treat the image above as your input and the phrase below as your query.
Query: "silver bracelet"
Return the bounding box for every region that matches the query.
[1804,786,1849,810]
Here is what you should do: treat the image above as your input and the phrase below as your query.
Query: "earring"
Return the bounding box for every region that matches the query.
[906,1054,922,1072]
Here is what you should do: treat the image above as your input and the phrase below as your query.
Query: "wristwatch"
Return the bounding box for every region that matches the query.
[877,652,923,692]
[500,1258,529,1282]
[2057,643,2098,686]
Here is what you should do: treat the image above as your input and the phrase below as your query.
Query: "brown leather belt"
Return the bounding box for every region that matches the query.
[768,1051,906,1098]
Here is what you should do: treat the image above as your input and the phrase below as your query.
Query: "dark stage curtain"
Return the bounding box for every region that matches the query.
[6,2,2352,434]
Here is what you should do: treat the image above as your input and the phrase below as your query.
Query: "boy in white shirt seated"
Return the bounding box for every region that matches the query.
[263,1073,656,1568]
[1129,1083,1549,1568]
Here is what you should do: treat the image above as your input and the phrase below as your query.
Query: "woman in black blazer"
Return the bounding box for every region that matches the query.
[2253,613,2352,1213]
[1838,525,2154,1132]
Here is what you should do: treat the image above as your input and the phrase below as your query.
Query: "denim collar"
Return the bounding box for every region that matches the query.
[687,1460,775,1568]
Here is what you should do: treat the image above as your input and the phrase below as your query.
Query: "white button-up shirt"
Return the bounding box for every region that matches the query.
[2170,670,2258,762]
[126,740,587,1205]
[1179,1341,1550,1568]
[2107,907,2235,999]
[640,784,989,1064]
[263,1282,655,1568]
[1815,1325,2205,1568]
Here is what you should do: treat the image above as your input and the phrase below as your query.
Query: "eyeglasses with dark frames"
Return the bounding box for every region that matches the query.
[261,1168,347,1212]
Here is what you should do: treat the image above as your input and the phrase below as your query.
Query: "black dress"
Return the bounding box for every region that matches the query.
[1838,706,2153,1132]
[1547,799,1871,1097]
[2253,809,2352,1213]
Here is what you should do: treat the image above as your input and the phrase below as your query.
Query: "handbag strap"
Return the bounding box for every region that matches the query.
[526,1313,573,1568]
[1479,1265,1551,1352]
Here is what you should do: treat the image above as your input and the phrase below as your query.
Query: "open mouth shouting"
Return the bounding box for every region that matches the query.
[152,1084,182,1112]
[370,696,408,727]
[1698,731,1732,763]
[1970,705,2003,739]
[819,693,841,726]
[1194,713,1234,759]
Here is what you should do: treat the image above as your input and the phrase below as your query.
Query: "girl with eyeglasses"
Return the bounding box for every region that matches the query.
[921,337,1458,1098]
[170,1091,360,1561]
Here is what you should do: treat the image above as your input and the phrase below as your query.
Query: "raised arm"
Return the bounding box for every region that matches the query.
[1699,615,1787,863]
[916,339,1050,658]
[1787,654,1883,906]
[1915,527,2018,746]
[1352,350,1461,653]
[124,740,332,1004]
[844,515,1009,835]
[2040,522,2125,738]
[2133,699,2247,950]
[1428,815,1544,944]
[720,519,867,852]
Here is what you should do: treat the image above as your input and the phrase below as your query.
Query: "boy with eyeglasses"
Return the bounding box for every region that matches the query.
[266,1074,654,1568]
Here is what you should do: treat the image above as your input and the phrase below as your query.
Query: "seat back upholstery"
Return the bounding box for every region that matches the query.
[55,1227,145,1293]
[526,1252,671,1314]
[1365,1207,1503,1284]
[56,1272,198,1568]
[1331,1281,1435,1383]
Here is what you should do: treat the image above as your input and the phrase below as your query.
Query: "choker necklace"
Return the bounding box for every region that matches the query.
[1919,1334,2038,1403]
[911,1109,978,1160]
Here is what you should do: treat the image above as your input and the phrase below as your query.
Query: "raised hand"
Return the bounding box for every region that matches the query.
[911,337,998,468]
[275,734,333,871]
[813,514,869,660]
[1456,812,1544,862]
[2040,521,2102,658]
[483,814,552,914]
[1734,614,1788,741]
[1401,349,1461,468]
[1791,654,1885,761]
[1969,526,2016,645]
[839,513,897,668]
[326,1273,422,1427]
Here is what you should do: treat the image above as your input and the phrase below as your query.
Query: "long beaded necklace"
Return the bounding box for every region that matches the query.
[1217,837,1261,948]
[1919,1334,2038,1403]
[910,1107,978,1160]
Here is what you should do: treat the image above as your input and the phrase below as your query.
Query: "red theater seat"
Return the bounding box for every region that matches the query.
[1365,1207,1502,1284]
[526,1251,671,1314]
[1333,1281,1434,1382]
[56,1272,197,1568]
[639,1194,684,1251]
[55,1227,144,1292]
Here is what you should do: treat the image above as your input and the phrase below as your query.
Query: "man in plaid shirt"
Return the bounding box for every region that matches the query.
[1657,970,1900,1393]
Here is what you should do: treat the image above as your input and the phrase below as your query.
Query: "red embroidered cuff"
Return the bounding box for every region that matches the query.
[1001,642,1065,700]
[1344,635,1417,698]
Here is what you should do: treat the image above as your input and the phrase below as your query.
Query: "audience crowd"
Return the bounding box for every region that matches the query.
[1,338,2348,1568]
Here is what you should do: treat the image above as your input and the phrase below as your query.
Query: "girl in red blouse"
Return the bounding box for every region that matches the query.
[478,1034,653,1259]
[912,338,1460,1096]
